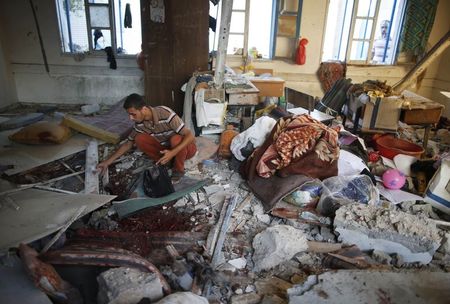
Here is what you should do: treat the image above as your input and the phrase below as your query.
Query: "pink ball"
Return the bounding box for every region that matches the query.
[382,169,406,190]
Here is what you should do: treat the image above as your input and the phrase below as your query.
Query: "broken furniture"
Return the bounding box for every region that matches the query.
[225,76,260,125]
[400,90,445,151]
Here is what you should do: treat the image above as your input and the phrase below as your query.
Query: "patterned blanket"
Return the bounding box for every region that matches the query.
[256,115,340,178]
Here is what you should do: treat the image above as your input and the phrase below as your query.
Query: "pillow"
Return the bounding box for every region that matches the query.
[9,121,73,144]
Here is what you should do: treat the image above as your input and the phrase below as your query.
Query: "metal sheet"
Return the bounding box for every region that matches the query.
[0,188,115,252]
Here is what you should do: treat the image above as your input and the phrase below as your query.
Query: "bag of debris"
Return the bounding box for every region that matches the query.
[317,175,379,217]
[143,165,175,198]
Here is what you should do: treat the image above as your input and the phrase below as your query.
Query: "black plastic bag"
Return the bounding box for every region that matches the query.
[143,165,174,198]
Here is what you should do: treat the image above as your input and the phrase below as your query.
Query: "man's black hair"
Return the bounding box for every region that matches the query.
[124,93,146,110]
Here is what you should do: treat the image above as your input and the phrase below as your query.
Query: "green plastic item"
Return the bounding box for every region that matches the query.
[113,179,208,218]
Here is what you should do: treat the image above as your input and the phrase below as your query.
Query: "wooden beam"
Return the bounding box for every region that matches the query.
[84,140,99,194]
[393,30,450,93]
[214,0,234,88]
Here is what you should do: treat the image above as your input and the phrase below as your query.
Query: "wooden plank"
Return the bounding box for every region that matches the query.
[84,140,99,194]
[211,195,239,268]
[62,116,120,144]
[228,93,259,105]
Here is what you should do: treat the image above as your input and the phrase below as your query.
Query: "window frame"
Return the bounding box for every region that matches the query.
[84,0,116,54]
[322,0,407,65]
[56,0,138,58]
[228,0,251,57]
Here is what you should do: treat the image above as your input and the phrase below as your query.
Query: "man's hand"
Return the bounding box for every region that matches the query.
[96,161,111,176]
[157,149,176,165]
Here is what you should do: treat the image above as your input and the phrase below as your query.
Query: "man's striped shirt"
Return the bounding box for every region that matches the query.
[127,106,185,146]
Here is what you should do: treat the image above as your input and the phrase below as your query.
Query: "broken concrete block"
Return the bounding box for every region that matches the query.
[231,293,262,304]
[260,294,285,304]
[438,233,450,255]
[228,257,247,269]
[256,214,271,225]
[334,204,442,264]
[288,270,450,303]
[97,267,163,304]
[371,250,392,265]
[253,225,308,272]
[319,227,336,242]
[154,292,208,304]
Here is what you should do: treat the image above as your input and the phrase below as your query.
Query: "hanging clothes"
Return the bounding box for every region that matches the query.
[124,3,132,28]
[209,16,217,32]
[104,47,117,69]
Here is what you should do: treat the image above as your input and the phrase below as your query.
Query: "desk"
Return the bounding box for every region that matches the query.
[288,107,335,124]
[249,77,285,97]
[400,90,444,150]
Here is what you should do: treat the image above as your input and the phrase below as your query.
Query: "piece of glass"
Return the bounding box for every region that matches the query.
[282,0,299,13]
[278,15,296,37]
[357,0,377,17]
[321,0,354,61]
[92,29,111,50]
[350,40,369,60]
[114,0,141,54]
[248,0,272,58]
[230,11,245,33]
[89,5,110,27]
[55,0,89,52]
[227,34,244,55]
[353,18,373,39]
[233,0,246,10]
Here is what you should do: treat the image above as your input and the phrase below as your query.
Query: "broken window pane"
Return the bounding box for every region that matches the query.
[92,29,111,50]
[89,5,110,27]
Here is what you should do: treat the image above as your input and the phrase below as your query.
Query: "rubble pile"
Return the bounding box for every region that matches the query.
[1,91,450,303]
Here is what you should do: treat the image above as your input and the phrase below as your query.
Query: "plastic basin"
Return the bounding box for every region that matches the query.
[375,135,424,159]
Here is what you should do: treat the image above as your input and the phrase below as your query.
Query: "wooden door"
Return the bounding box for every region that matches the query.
[141,0,209,115]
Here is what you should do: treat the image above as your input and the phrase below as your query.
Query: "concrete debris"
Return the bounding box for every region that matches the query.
[319,227,336,243]
[88,208,118,231]
[256,214,271,225]
[261,294,285,304]
[253,225,309,272]
[154,292,208,304]
[97,267,163,304]
[231,293,262,304]
[228,257,247,269]
[288,270,450,304]
[371,250,392,265]
[438,233,450,255]
[245,284,256,293]
[334,204,442,264]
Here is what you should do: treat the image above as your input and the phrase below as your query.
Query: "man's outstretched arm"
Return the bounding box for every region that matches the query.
[97,140,134,175]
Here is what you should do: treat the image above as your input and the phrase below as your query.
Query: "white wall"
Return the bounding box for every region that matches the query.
[0,0,144,106]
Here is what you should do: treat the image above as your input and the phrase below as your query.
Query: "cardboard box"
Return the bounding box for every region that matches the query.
[361,95,403,133]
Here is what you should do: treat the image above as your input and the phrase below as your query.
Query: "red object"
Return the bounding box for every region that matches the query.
[296,38,308,65]
[368,151,380,162]
[135,133,197,173]
[375,135,424,159]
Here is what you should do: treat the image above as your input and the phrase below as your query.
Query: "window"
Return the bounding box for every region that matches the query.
[55,0,141,55]
[322,0,407,65]
[209,0,274,59]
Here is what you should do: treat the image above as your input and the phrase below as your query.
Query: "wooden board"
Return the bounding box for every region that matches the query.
[142,0,209,115]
